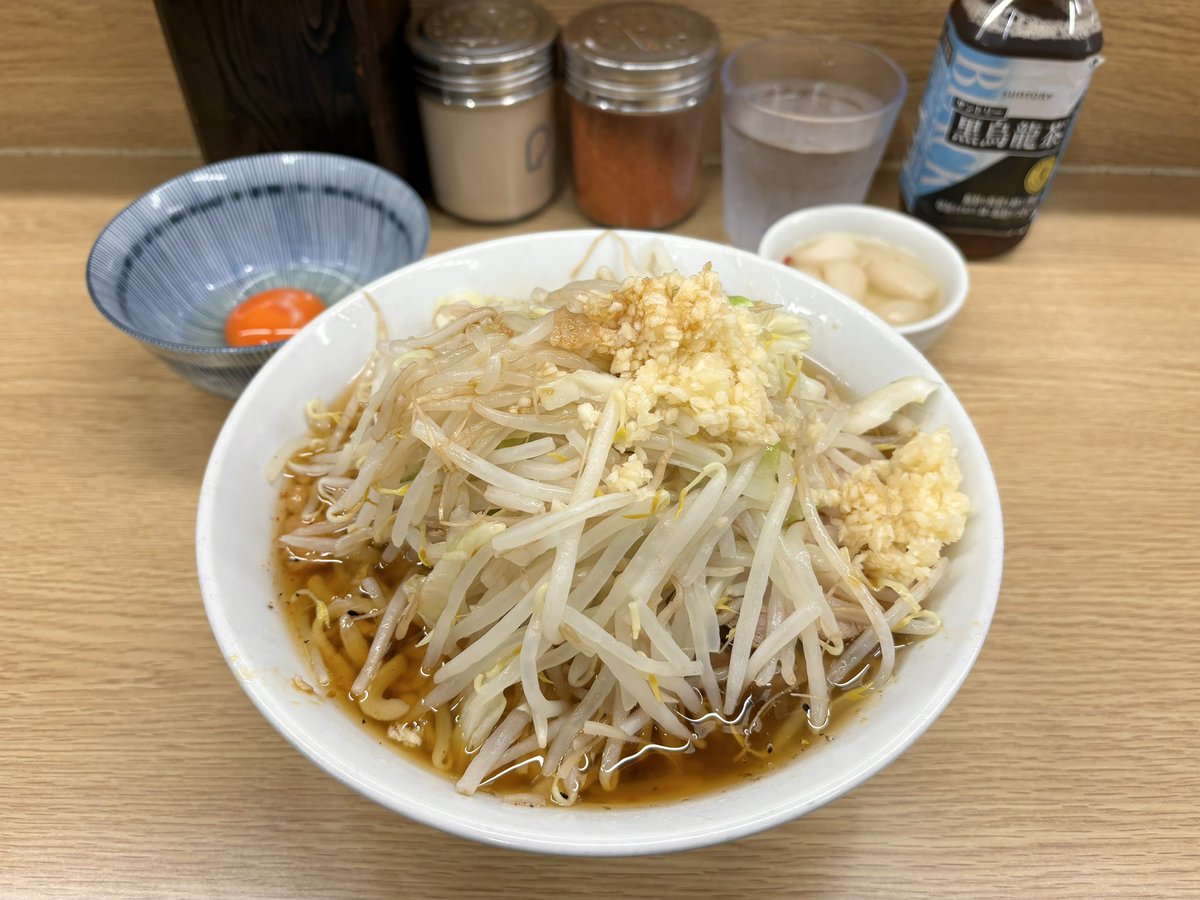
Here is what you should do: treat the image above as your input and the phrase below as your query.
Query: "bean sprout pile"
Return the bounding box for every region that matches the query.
[275,263,969,805]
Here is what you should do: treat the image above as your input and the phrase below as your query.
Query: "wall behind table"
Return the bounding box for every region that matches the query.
[1,0,1194,169]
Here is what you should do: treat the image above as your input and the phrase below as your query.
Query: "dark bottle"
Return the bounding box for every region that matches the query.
[900,0,1103,258]
[154,0,429,192]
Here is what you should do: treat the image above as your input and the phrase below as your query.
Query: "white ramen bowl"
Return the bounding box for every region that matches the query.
[196,230,1003,856]
[758,205,970,351]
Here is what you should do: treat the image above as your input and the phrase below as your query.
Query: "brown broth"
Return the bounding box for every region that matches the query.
[275,482,879,806]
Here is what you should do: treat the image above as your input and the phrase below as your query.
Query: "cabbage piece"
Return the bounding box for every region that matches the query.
[417,521,506,626]
[843,376,938,436]
[536,370,623,411]
[742,445,782,504]
[458,683,508,753]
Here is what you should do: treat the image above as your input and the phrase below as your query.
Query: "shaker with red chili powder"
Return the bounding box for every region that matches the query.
[562,3,719,229]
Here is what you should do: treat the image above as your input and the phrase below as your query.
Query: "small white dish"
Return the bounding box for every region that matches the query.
[758,205,969,351]
[196,229,1003,856]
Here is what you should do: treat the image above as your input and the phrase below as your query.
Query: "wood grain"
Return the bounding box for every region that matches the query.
[154,0,428,188]
[3,0,1199,169]
[2,154,1199,896]
[0,0,197,150]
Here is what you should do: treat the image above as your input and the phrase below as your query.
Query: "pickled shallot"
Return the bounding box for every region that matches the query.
[784,233,942,326]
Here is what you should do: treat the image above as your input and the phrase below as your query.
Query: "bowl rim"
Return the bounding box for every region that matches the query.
[757,204,969,338]
[196,228,1004,855]
[85,151,430,357]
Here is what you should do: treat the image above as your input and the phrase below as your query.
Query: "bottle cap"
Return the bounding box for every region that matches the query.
[563,2,719,114]
[407,0,557,106]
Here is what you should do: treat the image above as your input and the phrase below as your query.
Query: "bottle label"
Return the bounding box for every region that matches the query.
[900,14,1100,236]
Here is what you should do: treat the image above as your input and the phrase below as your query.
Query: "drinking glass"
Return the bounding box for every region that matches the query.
[722,37,907,250]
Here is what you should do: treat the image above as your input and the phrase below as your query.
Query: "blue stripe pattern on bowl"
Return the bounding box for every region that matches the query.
[87,152,430,398]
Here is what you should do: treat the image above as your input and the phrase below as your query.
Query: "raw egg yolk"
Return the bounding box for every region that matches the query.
[225,288,326,347]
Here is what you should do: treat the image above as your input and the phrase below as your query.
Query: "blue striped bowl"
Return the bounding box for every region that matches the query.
[87,152,429,398]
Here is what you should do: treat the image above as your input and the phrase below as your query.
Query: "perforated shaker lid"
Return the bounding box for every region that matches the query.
[562,2,720,113]
[407,0,558,104]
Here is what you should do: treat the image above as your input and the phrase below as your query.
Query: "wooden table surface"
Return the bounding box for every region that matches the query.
[3,157,1198,898]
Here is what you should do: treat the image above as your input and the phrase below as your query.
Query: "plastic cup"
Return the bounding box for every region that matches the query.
[722,37,907,250]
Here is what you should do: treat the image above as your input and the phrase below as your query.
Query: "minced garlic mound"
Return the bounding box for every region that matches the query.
[604,453,653,492]
[816,427,969,585]
[553,267,786,446]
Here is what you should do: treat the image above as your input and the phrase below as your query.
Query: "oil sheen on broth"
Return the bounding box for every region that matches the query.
[276,545,880,804]
[274,369,884,806]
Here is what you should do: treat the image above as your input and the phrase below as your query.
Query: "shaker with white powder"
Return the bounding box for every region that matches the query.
[407,0,558,223]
